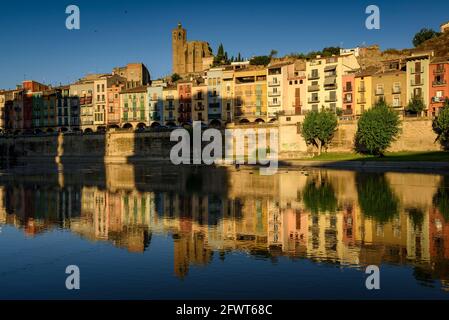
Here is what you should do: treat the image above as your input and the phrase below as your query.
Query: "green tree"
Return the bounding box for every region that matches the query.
[406,96,426,115]
[301,109,338,155]
[302,177,338,214]
[237,52,242,62]
[355,98,401,156]
[433,176,449,221]
[321,46,341,57]
[269,49,278,58]
[171,73,181,83]
[249,55,271,66]
[432,99,449,150]
[213,43,230,66]
[413,28,441,47]
[356,173,399,223]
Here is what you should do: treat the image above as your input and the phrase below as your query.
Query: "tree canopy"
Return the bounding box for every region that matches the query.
[413,28,441,47]
[301,108,338,155]
[432,99,449,150]
[355,98,401,156]
[406,96,426,114]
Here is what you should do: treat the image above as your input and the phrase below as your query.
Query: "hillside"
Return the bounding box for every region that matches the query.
[417,31,449,57]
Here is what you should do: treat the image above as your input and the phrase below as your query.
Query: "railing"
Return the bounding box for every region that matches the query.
[268,91,281,97]
[268,101,281,107]
[358,86,366,92]
[433,80,447,86]
[357,98,366,104]
[343,98,353,103]
[432,96,447,103]
[324,84,338,90]
[194,106,205,111]
[308,85,320,92]
[375,89,384,95]
[343,86,353,92]
[268,81,280,87]
[411,79,423,86]
[308,74,320,80]
[434,67,445,75]
[410,66,425,74]
[166,95,174,100]
[325,96,337,102]
[308,98,320,103]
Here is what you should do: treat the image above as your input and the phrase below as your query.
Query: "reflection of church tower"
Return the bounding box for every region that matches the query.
[172,23,187,75]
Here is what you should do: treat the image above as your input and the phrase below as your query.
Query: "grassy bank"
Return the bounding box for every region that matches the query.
[306,152,449,162]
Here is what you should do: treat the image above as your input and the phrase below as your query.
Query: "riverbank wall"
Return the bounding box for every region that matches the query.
[0,118,442,166]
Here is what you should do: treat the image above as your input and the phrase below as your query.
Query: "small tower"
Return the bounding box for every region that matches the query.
[172,23,187,75]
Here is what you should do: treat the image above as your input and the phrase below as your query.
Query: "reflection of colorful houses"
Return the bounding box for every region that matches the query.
[3,169,449,288]
[430,207,449,260]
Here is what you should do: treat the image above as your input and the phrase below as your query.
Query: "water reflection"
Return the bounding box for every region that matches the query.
[1,165,449,291]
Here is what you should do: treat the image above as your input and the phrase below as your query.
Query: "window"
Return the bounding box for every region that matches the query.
[294,80,298,85]
[393,96,400,107]
[289,81,292,85]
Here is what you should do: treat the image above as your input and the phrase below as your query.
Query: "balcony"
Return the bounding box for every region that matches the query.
[194,106,205,111]
[410,66,425,74]
[343,98,353,104]
[325,96,337,102]
[308,85,320,92]
[268,91,281,97]
[194,95,204,100]
[165,106,175,110]
[358,86,366,92]
[375,89,384,96]
[357,98,366,104]
[410,79,423,86]
[342,109,353,115]
[433,80,447,86]
[268,101,281,107]
[324,83,338,90]
[166,95,174,100]
[308,98,320,104]
[432,96,446,103]
[343,86,353,92]
[308,73,320,80]
[268,81,280,87]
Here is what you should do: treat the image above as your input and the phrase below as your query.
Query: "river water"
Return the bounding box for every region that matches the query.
[0,164,448,299]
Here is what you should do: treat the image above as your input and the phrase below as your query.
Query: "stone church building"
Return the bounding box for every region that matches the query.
[172,23,214,75]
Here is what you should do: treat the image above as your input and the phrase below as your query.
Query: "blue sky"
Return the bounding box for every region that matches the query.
[0,0,448,89]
